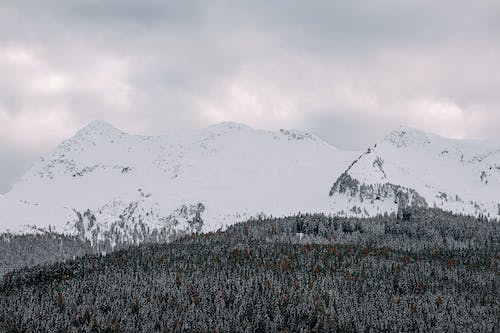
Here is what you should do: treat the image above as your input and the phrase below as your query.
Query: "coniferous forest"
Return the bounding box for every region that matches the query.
[1,208,499,332]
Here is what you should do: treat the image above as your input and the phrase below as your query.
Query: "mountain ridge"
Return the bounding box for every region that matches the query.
[329,125,500,218]
[0,121,356,247]
[1,121,498,248]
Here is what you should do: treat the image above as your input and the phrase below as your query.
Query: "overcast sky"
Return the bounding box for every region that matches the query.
[1,0,500,193]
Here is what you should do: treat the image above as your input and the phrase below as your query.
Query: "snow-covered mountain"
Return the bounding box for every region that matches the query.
[1,122,498,248]
[329,126,500,218]
[0,121,356,247]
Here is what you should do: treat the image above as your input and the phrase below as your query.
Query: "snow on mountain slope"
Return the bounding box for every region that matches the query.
[0,121,357,247]
[329,126,500,218]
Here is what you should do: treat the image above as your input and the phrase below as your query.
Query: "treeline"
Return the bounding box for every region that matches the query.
[0,233,94,278]
[0,208,499,332]
[227,207,498,252]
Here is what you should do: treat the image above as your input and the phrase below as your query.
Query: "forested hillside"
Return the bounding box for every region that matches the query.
[0,234,95,278]
[1,208,499,332]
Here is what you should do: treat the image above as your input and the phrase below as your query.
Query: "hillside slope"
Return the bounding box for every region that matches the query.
[0,121,356,247]
[2,122,499,248]
[2,209,498,332]
[329,126,500,218]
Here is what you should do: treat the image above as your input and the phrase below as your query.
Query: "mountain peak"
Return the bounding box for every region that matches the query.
[83,120,120,132]
[74,120,125,139]
[207,121,253,132]
[384,126,431,148]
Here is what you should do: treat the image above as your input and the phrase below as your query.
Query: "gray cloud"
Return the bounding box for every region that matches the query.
[1,0,500,192]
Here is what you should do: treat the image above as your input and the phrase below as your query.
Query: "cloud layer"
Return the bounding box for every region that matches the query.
[1,0,500,192]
